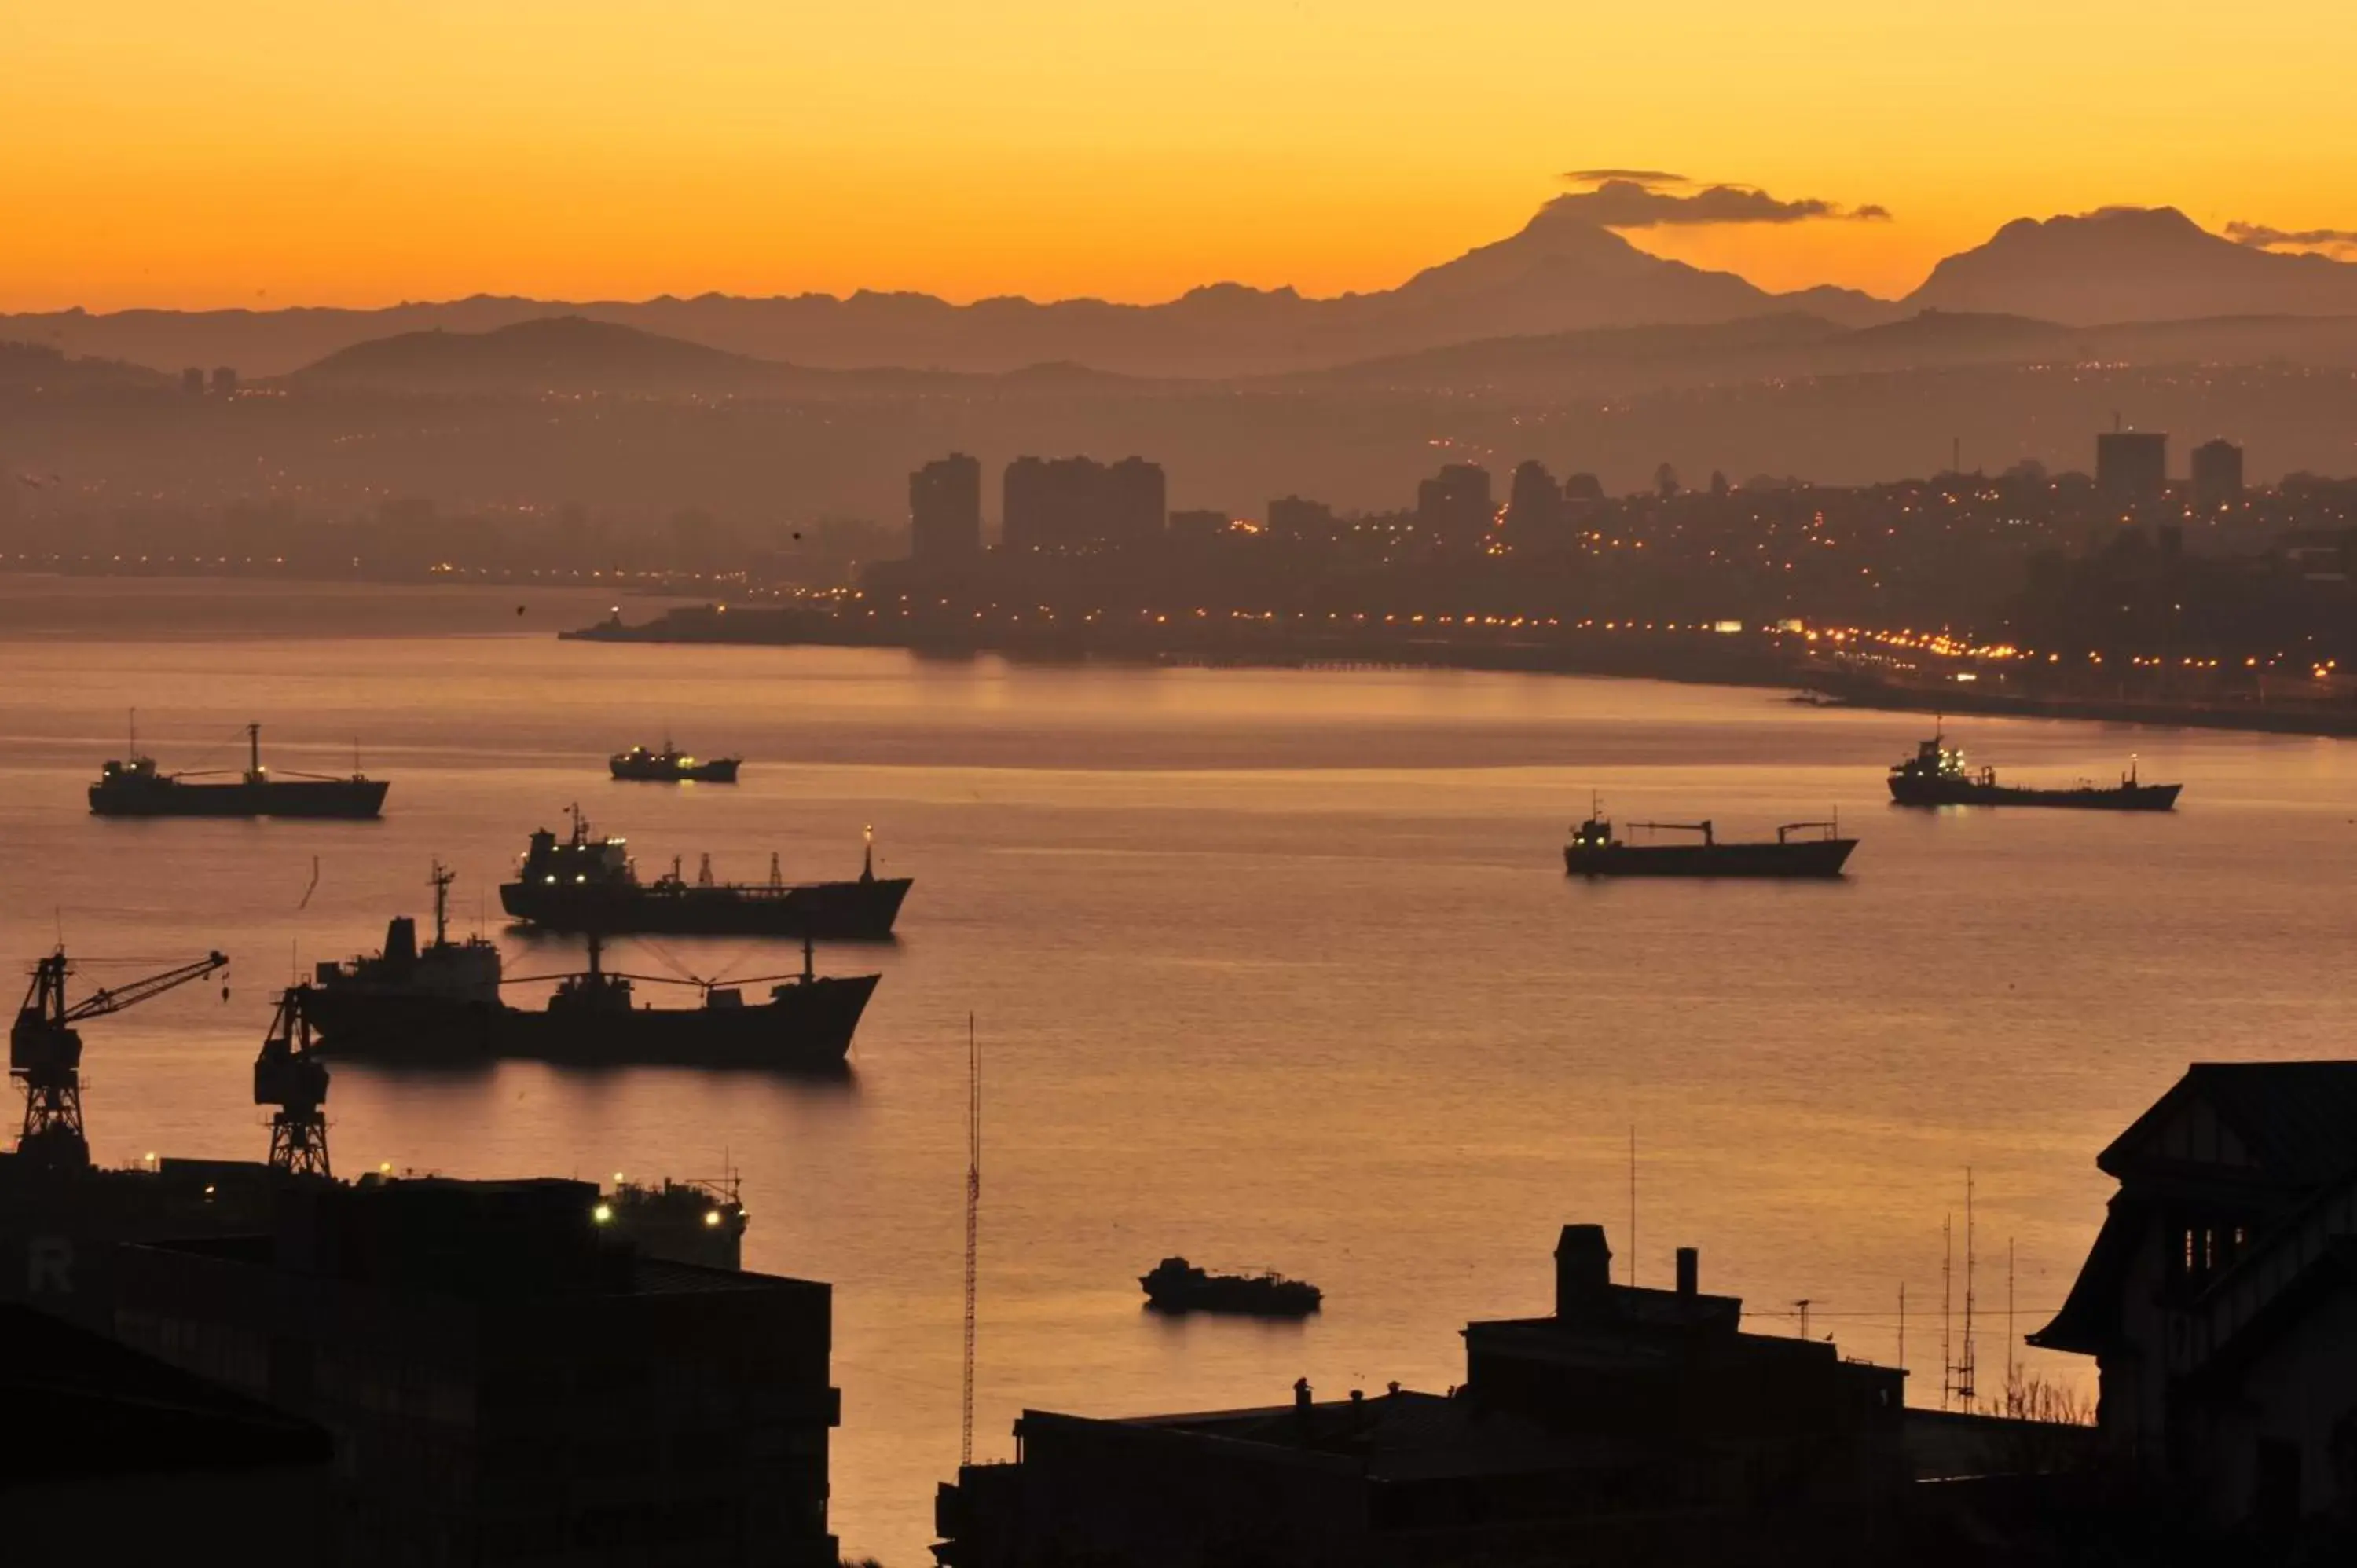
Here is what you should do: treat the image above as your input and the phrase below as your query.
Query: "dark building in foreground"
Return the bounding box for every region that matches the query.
[2191,438,2246,509]
[5,1302,332,1559]
[114,1175,839,1568]
[911,452,984,562]
[2033,1061,2357,1532]
[1003,456,1166,552]
[2096,430,2168,503]
[937,1225,1917,1568]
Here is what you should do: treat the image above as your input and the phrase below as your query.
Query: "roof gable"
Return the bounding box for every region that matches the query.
[2100,1063,2357,1188]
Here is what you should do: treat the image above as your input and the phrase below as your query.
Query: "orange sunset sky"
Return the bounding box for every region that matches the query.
[5,0,2352,313]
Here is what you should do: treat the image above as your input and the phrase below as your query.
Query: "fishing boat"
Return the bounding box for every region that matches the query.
[610,740,741,783]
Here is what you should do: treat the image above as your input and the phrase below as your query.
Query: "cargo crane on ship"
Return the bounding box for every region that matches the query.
[254,986,331,1178]
[9,948,230,1170]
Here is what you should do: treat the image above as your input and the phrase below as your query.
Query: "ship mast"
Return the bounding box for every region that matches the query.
[429,860,456,948]
[247,721,262,782]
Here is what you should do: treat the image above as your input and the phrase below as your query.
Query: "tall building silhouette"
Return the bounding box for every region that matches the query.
[1266,496,1335,541]
[2190,438,2245,508]
[1003,456,1166,552]
[1505,460,1565,538]
[910,453,983,562]
[1416,463,1493,544]
[2096,430,2168,502]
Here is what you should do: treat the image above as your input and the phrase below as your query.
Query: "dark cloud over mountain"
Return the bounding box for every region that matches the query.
[1559,167,1689,186]
[1548,178,1890,228]
[2227,221,2357,254]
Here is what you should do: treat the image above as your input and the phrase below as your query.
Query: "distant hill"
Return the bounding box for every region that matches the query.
[0,339,171,393]
[284,317,1168,398]
[18,202,2357,386]
[1286,308,2357,396]
[290,315,794,394]
[1904,207,2357,323]
[0,204,1903,380]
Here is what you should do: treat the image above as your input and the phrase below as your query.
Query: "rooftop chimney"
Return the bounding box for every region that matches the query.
[1676,1247,1699,1299]
[1555,1223,1613,1317]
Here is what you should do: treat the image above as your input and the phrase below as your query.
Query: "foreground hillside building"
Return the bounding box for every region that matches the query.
[2033,1061,2357,1530]
[937,1225,1928,1568]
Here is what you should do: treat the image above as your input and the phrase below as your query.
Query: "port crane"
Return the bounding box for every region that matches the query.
[10,947,230,1171]
[254,985,331,1178]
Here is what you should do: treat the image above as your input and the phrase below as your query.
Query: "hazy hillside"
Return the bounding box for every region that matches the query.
[1905,207,2357,323]
[0,205,1897,379]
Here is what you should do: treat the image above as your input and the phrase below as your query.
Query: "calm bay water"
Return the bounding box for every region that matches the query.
[5,577,2355,1562]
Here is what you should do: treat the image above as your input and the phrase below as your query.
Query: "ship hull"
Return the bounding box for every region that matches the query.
[1564,839,1857,878]
[499,875,911,938]
[610,759,740,783]
[90,778,389,819]
[1142,1284,1321,1318]
[307,975,877,1068]
[1888,778,2180,810]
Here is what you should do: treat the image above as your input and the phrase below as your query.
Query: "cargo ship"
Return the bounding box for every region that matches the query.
[90,721,388,819]
[1140,1256,1322,1317]
[497,807,910,938]
[298,863,503,1049]
[1563,804,1857,878]
[308,932,876,1069]
[611,740,740,784]
[1886,731,2182,811]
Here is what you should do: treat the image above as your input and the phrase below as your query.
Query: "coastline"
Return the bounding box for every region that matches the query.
[563,603,2357,740]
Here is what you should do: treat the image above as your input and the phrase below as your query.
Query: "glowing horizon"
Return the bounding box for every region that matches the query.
[5,1,2354,313]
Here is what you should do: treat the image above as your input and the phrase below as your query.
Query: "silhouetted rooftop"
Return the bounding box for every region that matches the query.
[2100,1061,2357,1185]
[2,1302,332,1479]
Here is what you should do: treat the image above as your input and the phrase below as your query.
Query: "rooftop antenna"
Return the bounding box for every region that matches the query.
[2007,1236,2017,1401]
[1791,1299,1814,1339]
[1897,1281,1906,1391]
[961,1013,982,1467]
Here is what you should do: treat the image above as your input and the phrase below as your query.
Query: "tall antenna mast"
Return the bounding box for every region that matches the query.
[961,1013,981,1467]
[2007,1236,2017,1403]
[1897,1281,1906,1392]
[1957,1168,1978,1411]
[1627,1124,1637,1288]
[1941,1214,1953,1411]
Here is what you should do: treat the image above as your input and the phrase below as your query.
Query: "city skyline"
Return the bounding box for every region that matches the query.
[9,1,2357,312]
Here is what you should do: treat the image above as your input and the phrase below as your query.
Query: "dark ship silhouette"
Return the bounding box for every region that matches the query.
[610,739,740,783]
[1563,802,1856,879]
[1886,731,2181,811]
[1140,1256,1322,1317]
[306,932,875,1069]
[5,947,756,1332]
[90,721,387,819]
[298,863,503,1050]
[497,806,910,938]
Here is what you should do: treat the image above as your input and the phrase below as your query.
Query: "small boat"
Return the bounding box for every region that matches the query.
[1564,802,1856,879]
[1886,731,2180,810]
[610,739,740,784]
[90,721,387,819]
[1140,1256,1322,1317]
